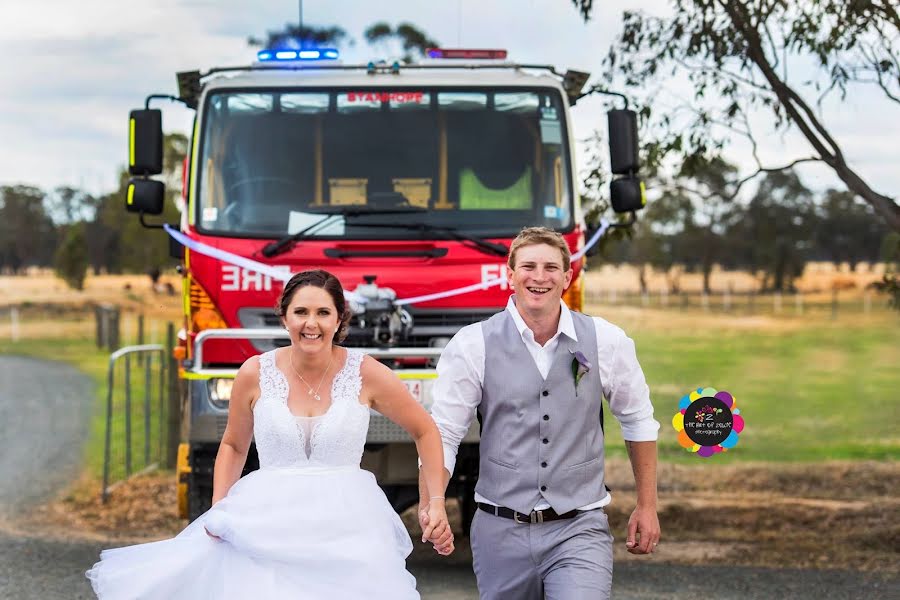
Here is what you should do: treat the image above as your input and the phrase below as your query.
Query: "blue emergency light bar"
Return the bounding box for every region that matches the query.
[257,48,339,62]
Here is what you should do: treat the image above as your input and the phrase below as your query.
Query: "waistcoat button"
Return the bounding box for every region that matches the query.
[542,390,549,397]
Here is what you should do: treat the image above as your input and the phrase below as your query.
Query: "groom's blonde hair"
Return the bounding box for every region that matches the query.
[508,227,571,271]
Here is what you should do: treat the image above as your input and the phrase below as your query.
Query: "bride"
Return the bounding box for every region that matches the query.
[87,269,454,599]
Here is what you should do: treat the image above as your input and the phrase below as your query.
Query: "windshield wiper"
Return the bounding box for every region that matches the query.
[347,221,509,257]
[260,203,427,258]
[261,213,340,258]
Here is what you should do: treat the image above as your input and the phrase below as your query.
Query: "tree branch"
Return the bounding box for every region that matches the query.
[729,157,821,200]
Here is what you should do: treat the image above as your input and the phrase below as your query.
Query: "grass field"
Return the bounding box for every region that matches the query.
[593,306,899,462]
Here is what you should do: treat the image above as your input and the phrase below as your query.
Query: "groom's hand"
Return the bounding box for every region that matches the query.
[626,504,660,555]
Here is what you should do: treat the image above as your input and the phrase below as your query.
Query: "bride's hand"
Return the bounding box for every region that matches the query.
[422,501,454,556]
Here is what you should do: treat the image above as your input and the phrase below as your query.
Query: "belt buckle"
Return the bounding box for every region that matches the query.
[515,510,544,524]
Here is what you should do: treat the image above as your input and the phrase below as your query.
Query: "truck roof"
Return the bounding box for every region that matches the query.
[200,63,567,93]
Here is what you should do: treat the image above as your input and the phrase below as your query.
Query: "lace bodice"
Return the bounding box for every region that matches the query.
[254,349,369,469]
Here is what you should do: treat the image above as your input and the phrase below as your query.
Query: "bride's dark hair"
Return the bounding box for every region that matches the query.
[275,270,352,343]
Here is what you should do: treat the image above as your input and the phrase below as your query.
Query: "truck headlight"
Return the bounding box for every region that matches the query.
[208,378,234,408]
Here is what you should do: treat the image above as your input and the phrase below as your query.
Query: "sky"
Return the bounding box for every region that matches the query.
[0,0,897,201]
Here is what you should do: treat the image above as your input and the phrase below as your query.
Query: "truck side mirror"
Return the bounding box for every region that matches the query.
[607,109,640,175]
[126,179,165,215]
[129,109,163,176]
[610,177,646,213]
[607,109,646,213]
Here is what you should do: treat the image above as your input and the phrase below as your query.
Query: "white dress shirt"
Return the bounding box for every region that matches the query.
[431,296,660,511]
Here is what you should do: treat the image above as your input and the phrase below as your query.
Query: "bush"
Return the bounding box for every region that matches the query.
[54,223,89,290]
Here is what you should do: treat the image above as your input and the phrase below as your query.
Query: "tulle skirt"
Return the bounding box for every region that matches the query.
[86,465,418,599]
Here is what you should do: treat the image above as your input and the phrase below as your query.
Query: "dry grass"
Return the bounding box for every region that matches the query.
[0,273,183,342]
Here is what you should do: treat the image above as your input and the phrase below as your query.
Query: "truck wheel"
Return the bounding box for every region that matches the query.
[381,485,419,514]
[187,478,212,523]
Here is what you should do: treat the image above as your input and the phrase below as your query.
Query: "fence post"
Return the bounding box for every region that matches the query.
[95,305,105,348]
[144,351,152,465]
[101,356,116,503]
[165,323,180,469]
[158,350,166,464]
[137,315,145,365]
[124,354,132,476]
[10,307,20,342]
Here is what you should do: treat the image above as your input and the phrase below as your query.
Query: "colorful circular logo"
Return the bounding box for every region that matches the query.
[672,387,743,458]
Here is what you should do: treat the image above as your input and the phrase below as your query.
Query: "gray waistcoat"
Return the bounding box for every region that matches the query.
[475,309,606,515]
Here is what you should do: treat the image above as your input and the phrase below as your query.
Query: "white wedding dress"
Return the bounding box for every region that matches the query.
[86,349,419,599]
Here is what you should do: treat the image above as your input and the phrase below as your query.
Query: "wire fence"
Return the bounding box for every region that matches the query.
[584,288,894,318]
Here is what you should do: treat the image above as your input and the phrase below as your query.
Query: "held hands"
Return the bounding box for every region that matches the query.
[625,504,661,555]
[418,499,455,556]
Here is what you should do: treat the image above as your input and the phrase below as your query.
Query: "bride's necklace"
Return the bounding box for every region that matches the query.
[289,349,334,402]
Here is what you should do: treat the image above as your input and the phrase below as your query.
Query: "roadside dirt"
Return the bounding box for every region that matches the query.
[17,459,899,574]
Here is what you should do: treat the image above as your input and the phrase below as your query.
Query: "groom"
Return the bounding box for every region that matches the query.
[420,226,661,599]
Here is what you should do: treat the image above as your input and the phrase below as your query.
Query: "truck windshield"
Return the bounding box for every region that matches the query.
[195,88,574,238]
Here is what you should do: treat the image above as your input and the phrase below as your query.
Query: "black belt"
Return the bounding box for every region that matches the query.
[477,502,580,524]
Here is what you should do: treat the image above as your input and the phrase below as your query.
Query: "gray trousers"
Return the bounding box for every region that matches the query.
[470,508,614,600]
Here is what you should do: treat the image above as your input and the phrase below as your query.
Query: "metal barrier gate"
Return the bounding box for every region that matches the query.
[101,344,168,502]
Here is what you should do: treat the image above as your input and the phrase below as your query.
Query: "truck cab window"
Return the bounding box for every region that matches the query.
[196,88,573,238]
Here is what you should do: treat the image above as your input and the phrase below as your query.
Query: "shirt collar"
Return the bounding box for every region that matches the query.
[506,295,578,343]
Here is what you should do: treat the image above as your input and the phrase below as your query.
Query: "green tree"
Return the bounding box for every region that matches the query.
[569,0,900,231]
[247,24,348,50]
[0,185,56,273]
[727,170,815,292]
[663,157,738,293]
[54,222,88,290]
[815,190,889,270]
[44,186,98,225]
[874,233,900,310]
[363,22,440,64]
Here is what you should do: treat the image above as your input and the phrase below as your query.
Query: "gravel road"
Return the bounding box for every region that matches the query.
[0,355,94,516]
[0,355,896,599]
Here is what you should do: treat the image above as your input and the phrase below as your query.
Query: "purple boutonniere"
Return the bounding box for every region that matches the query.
[570,350,592,388]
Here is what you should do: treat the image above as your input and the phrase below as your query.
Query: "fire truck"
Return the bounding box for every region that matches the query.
[124,47,645,527]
